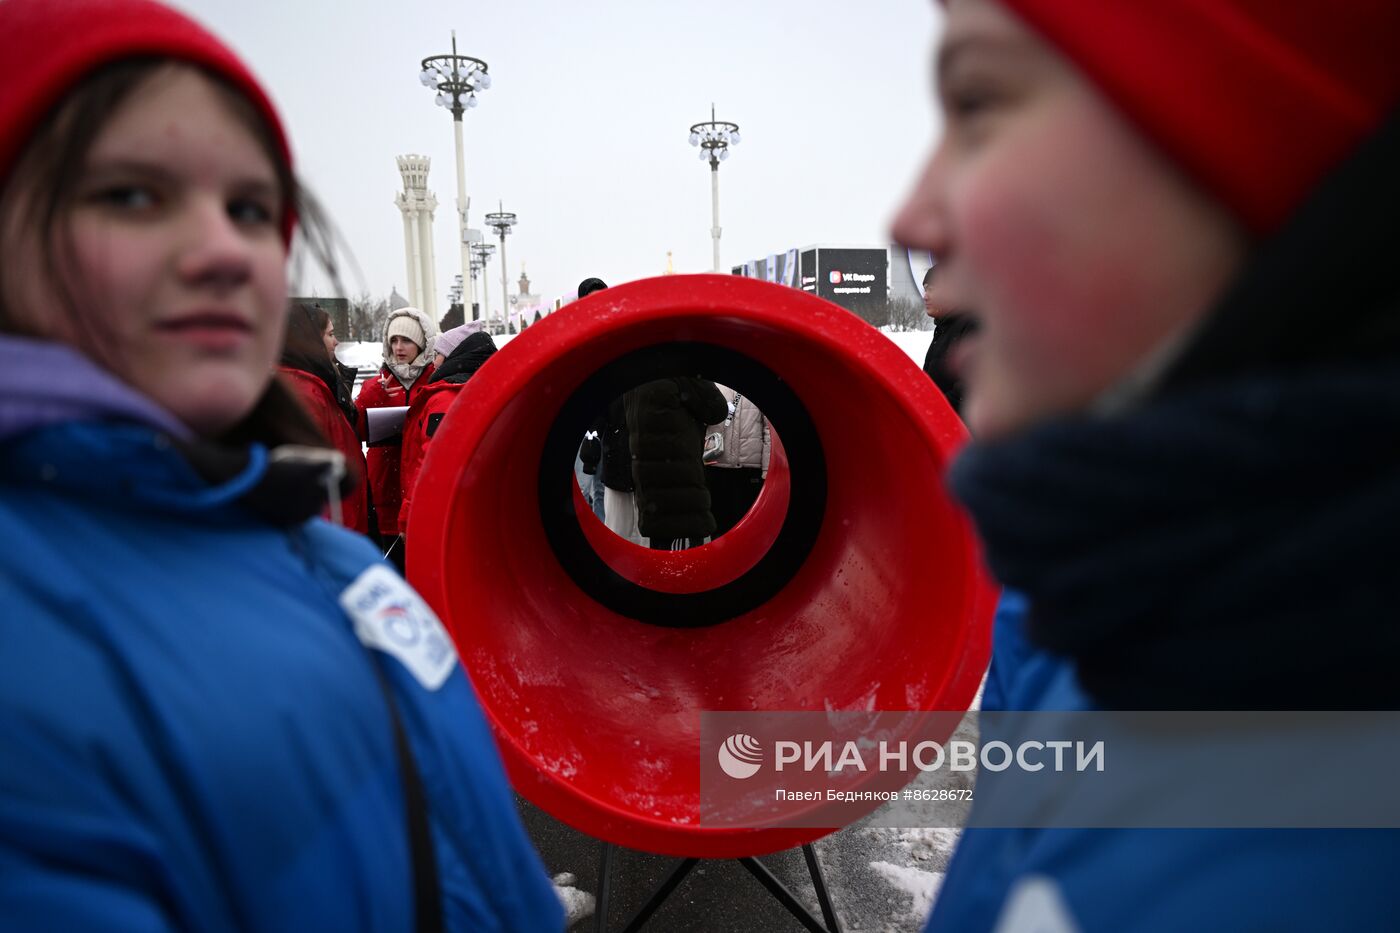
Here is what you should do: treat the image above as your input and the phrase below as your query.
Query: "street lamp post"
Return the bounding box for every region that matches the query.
[419,32,491,323]
[467,253,485,322]
[688,103,740,272]
[448,274,463,313]
[484,203,517,335]
[469,241,495,327]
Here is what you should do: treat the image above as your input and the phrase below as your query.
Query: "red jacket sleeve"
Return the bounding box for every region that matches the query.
[278,368,370,534]
[399,386,457,535]
[398,398,428,535]
[281,368,340,443]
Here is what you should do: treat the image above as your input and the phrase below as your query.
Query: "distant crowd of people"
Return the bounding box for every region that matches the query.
[330,274,787,563]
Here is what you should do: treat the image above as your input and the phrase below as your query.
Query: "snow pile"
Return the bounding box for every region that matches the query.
[869,860,943,922]
[894,827,963,866]
[334,341,384,370]
[551,872,595,927]
[880,328,936,367]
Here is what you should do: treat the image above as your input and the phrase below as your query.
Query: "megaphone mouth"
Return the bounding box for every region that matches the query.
[540,342,827,627]
[408,275,995,858]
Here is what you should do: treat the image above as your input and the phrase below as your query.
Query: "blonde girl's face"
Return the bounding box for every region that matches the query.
[891,0,1246,439]
[389,334,419,363]
[4,65,288,438]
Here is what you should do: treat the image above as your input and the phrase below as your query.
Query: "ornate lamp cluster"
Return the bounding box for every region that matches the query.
[419,34,491,117]
[469,243,493,275]
[688,104,741,166]
[483,206,518,333]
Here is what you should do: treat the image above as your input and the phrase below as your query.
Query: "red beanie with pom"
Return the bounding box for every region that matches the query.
[0,0,294,240]
[995,0,1400,234]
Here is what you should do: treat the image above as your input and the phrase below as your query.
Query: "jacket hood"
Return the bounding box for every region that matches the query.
[0,334,191,444]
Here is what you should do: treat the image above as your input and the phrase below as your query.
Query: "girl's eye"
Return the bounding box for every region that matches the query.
[94,185,158,211]
[228,197,276,226]
[947,88,995,118]
[942,76,1003,122]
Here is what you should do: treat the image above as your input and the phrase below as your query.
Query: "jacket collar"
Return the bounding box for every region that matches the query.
[0,335,191,443]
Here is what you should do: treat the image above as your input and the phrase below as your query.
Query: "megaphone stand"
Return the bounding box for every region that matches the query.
[593,840,841,933]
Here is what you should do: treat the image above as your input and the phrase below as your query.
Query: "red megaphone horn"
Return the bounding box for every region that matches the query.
[408,274,995,858]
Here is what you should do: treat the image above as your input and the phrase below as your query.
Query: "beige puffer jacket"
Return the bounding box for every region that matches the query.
[706,385,771,474]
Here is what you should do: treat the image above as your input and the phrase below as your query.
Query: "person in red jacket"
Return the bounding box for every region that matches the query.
[399,324,497,543]
[277,304,369,533]
[354,307,436,563]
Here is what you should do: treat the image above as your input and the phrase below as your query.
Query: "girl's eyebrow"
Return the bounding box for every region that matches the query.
[82,158,174,182]
[936,34,1035,88]
[84,157,279,197]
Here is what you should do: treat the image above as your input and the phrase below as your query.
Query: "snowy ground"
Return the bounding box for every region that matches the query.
[351,322,958,930]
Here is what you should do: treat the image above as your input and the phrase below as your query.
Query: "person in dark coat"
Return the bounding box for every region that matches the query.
[624,376,728,549]
[576,432,605,520]
[920,264,977,417]
[591,395,641,539]
[577,278,646,543]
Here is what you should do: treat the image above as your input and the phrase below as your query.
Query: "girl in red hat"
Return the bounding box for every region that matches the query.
[893,0,1400,929]
[0,1,561,929]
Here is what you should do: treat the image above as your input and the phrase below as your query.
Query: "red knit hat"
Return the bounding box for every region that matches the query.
[994,0,1400,234]
[0,0,295,240]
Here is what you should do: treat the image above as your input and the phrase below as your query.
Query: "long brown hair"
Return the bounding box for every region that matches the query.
[281,302,357,427]
[283,303,334,367]
[0,58,341,450]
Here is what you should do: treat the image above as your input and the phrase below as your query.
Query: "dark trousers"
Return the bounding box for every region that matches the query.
[705,466,764,537]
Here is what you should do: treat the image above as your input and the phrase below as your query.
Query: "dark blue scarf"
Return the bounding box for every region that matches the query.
[950,359,1400,709]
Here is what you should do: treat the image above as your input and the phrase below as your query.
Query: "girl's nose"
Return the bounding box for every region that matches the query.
[891,146,952,259]
[175,197,254,290]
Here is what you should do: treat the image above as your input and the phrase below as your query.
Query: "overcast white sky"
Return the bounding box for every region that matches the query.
[165,0,946,318]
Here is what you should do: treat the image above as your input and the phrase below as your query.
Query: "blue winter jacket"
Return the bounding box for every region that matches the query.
[925,593,1400,932]
[0,415,563,931]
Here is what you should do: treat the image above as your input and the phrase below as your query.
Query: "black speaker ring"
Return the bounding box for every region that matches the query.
[537,342,828,627]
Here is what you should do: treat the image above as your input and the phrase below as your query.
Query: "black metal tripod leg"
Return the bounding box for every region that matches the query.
[619,858,700,933]
[802,844,842,933]
[737,857,832,933]
[595,841,614,933]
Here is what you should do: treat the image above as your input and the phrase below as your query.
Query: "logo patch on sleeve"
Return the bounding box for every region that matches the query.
[340,564,458,690]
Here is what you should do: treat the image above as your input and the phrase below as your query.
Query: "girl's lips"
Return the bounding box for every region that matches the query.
[157,312,253,350]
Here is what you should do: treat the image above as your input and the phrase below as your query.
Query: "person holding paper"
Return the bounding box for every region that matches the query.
[355,307,436,562]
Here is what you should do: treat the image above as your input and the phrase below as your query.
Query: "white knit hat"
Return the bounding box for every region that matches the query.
[386,315,426,352]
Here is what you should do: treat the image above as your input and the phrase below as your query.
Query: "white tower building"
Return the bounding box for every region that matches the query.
[394,155,439,320]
